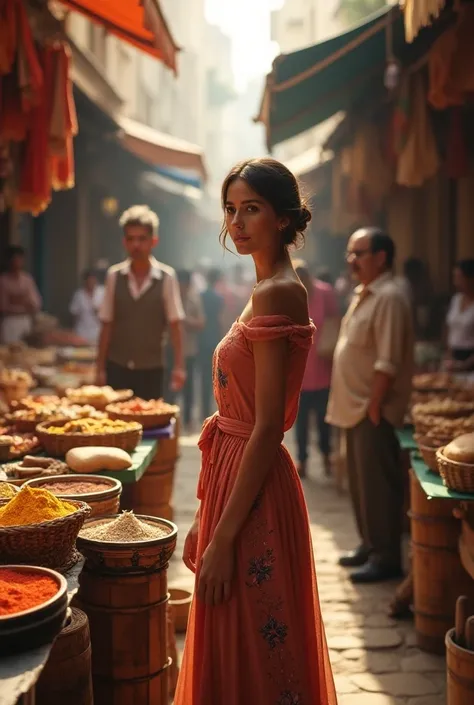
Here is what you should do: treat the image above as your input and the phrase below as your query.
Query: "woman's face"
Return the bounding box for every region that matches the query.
[224,178,287,256]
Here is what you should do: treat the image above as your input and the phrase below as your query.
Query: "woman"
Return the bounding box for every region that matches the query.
[294,262,339,478]
[446,259,474,372]
[69,269,104,345]
[175,159,337,705]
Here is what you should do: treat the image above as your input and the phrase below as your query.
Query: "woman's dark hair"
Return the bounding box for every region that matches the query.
[5,246,25,263]
[456,259,474,280]
[220,158,311,250]
[177,269,192,286]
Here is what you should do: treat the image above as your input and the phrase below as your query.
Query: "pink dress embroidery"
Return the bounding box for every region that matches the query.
[174,315,337,705]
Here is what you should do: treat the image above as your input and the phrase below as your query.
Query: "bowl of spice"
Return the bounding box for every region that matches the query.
[77,511,177,572]
[0,565,68,655]
[25,475,122,518]
[0,481,19,505]
[0,486,91,570]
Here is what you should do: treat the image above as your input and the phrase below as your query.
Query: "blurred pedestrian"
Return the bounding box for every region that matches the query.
[177,269,205,431]
[327,227,414,583]
[295,263,339,478]
[69,269,104,345]
[96,205,185,399]
[199,268,224,419]
[445,259,474,372]
[0,246,42,344]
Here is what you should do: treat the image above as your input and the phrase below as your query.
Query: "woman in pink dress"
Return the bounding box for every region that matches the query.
[175,158,337,705]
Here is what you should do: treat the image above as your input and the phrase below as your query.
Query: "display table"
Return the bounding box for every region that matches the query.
[406,432,474,654]
[0,557,84,705]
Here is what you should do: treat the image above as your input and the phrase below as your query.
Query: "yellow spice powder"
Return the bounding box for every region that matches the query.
[0,486,77,526]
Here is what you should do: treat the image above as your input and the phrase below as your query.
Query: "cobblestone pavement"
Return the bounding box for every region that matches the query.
[168,433,447,705]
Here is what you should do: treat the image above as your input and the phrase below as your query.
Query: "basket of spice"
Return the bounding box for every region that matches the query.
[0,565,68,655]
[36,417,143,457]
[0,481,19,505]
[0,485,91,570]
[25,475,122,518]
[77,511,177,571]
[106,398,179,430]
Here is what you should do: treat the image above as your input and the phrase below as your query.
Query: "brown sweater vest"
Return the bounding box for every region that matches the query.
[107,271,167,370]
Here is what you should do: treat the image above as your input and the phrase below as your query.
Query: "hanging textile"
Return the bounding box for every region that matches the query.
[400,0,446,43]
[446,106,468,180]
[396,72,439,187]
[428,5,474,110]
[15,43,78,214]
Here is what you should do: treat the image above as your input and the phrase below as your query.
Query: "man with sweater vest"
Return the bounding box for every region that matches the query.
[96,205,186,399]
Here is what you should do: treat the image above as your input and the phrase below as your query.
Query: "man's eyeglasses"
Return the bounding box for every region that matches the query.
[345,248,371,261]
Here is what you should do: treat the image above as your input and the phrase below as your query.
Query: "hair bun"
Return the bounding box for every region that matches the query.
[296,205,312,233]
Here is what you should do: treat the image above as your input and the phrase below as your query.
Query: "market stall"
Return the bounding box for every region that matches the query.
[0,381,181,705]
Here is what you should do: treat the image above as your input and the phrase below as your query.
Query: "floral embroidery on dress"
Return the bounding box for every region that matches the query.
[247,549,275,587]
[260,616,288,650]
[277,692,302,705]
[217,366,228,388]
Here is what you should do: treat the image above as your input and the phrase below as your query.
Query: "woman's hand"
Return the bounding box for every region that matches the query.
[197,536,234,606]
[183,518,199,573]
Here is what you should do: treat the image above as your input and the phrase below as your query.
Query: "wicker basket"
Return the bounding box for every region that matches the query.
[0,500,91,569]
[105,403,178,430]
[417,442,441,474]
[436,448,474,494]
[36,419,143,457]
[65,388,133,411]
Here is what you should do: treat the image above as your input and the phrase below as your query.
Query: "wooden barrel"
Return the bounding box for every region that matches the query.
[36,607,93,705]
[76,517,177,705]
[122,417,180,520]
[410,470,474,653]
[446,628,474,705]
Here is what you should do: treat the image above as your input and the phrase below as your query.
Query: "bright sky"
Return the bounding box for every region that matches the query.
[205,0,283,90]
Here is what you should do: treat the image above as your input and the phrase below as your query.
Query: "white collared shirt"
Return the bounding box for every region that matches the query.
[99,257,185,324]
[327,272,414,429]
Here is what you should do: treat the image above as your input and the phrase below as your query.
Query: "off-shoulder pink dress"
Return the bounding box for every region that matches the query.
[174,316,337,705]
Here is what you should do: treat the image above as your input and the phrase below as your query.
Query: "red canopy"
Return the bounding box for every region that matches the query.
[62,0,179,73]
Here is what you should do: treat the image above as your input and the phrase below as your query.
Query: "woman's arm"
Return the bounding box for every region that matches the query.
[197,281,304,606]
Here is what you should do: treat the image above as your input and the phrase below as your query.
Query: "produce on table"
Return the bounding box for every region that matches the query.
[46,418,140,435]
[65,385,132,407]
[110,398,178,414]
[80,511,170,542]
[0,568,59,615]
[0,486,77,526]
[3,456,69,481]
[66,446,132,472]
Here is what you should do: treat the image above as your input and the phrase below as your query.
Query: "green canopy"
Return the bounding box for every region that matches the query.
[259,5,449,149]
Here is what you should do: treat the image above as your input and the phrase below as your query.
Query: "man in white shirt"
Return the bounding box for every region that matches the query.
[96,205,186,399]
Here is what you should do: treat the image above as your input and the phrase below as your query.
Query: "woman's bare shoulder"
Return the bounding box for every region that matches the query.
[252,275,308,323]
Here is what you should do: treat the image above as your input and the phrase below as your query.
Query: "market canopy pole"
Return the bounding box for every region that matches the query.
[58,0,180,73]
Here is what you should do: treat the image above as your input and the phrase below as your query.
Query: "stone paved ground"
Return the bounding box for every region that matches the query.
[168,433,447,705]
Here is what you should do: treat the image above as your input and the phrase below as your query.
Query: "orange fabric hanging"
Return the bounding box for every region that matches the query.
[15,0,43,111]
[428,6,474,109]
[49,45,77,190]
[0,70,30,141]
[0,0,17,76]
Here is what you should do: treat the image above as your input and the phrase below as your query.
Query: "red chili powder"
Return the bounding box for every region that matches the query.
[0,569,59,615]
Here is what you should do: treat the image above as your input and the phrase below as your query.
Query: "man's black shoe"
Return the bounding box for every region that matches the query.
[338,546,370,568]
[350,562,404,584]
